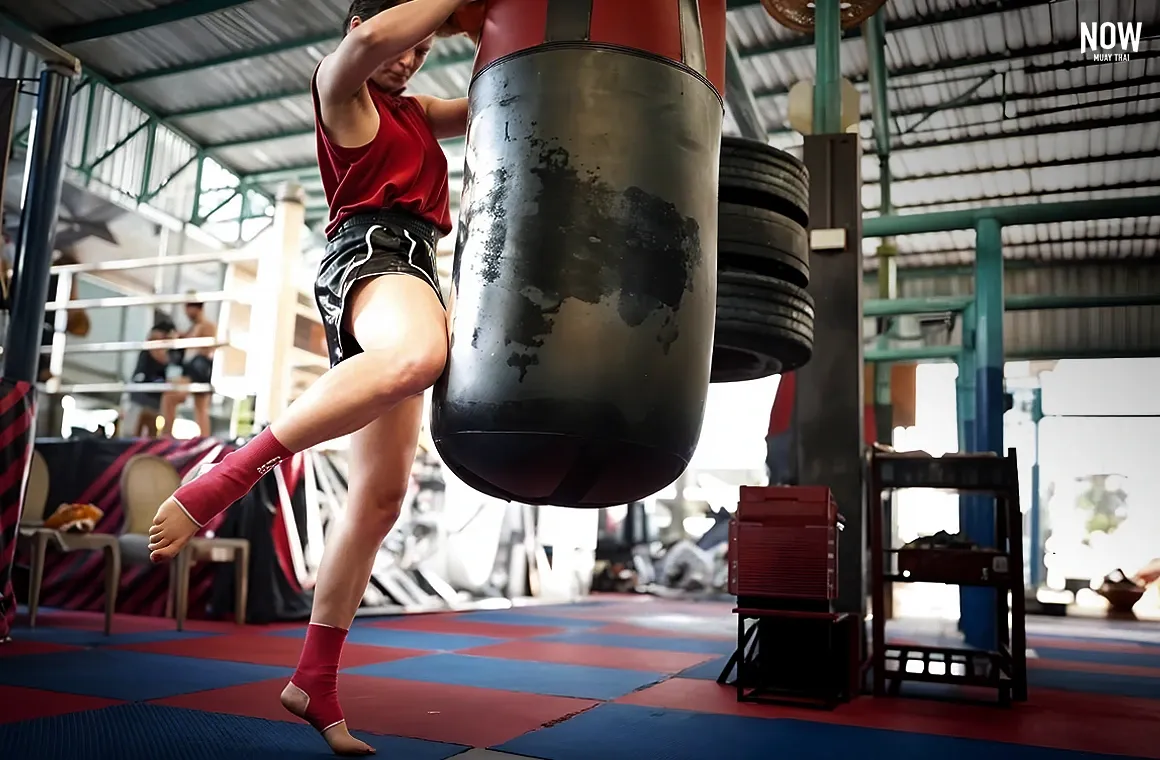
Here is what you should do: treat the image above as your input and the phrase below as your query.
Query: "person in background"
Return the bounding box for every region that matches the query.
[126,321,176,437]
[159,298,217,437]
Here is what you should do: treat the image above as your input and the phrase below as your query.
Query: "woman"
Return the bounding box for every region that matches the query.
[147,0,478,753]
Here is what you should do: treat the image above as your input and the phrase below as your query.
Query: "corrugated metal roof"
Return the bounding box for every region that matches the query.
[869,263,1160,357]
[1,0,1156,268]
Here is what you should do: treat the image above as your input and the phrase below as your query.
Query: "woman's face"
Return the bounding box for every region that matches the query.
[349,15,433,94]
[371,38,432,93]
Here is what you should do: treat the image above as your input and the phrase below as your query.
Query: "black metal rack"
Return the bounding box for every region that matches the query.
[868,448,1028,704]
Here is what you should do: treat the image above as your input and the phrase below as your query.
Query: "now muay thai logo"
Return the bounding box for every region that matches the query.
[1079,20,1142,62]
[257,457,283,476]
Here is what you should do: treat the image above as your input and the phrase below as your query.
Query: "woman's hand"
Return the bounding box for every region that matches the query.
[1135,557,1160,585]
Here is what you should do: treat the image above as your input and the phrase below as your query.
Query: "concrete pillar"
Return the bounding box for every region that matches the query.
[247,181,304,428]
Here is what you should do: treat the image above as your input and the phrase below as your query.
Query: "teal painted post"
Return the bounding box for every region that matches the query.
[962,217,1004,650]
[813,0,842,134]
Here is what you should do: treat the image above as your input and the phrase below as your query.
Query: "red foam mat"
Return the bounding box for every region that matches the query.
[154,676,599,747]
[617,678,1160,759]
[0,640,82,657]
[114,633,426,669]
[462,640,716,673]
[369,615,565,638]
[0,685,121,724]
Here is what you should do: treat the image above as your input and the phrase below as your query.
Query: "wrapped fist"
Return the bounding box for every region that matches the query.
[438,1,486,43]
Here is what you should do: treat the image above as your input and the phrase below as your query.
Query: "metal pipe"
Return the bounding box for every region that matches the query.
[813,0,842,134]
[49,382,214,394]
[724,39,766,140]
[863,195,1160,237]
[40,337,223,354]
[4,64,77,384]
[863,291,1160,318]
[45,290,247,311]
[864,12,891,159]
[50,249,256,274]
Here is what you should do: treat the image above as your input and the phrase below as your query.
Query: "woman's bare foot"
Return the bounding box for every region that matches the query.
[280,682,375,756]
[147,498,201,562]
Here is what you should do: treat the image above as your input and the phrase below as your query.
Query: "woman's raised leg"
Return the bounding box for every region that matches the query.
[147,274,447,561]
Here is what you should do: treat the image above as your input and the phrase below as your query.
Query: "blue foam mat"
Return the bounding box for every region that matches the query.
[8,626,218,648]
[497,703,1140,760]
[675,656,731,681]
[537,631,735,655]
[345,653,667,700]
[453,612,605,629]
[1032,646,1160,668]
[0,703,467,760]
[270,626,504,652]
[1028,667,1160,700]
[0,650,292,701]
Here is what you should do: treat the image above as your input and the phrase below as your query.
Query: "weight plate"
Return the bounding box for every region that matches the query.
[720,137,810,226]
[718,203,810,288]
[711,270,815,384]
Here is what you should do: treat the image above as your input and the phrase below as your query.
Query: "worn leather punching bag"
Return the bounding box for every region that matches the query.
[432,0,728,508]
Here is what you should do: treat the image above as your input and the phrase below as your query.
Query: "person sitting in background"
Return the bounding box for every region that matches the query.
[160,299,217,437]
[126,321,176,437]
[1135,558,1160,585]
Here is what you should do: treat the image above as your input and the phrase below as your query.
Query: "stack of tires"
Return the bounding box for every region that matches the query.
[711,137,815,383]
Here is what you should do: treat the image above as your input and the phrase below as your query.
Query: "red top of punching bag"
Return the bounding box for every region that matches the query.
[473,0,727,97]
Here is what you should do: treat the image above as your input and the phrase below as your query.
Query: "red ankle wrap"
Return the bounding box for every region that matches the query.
[172,427,292,526]
[291,623,348,733]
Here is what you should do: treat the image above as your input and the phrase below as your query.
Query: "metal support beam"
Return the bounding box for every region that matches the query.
[863,195,1160,237]
[48,0,258,45]
[796,133,866,630]
[5,63,76,383]
[724,40,765,140]
[864,9,895,447]
[0,16,80,71]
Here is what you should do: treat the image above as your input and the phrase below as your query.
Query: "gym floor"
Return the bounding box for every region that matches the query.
[0,596,1156,759]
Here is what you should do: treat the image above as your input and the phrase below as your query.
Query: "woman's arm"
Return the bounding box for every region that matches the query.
[317,0,470,106]
[414,95,468,139]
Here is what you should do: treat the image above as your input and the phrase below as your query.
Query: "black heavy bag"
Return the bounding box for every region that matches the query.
[432,0,729,508]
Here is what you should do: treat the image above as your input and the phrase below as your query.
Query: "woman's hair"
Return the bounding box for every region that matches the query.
[343,0,405,35]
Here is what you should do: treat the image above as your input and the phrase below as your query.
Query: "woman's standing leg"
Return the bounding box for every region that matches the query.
[280,395,427,755]
[276,273,448,755]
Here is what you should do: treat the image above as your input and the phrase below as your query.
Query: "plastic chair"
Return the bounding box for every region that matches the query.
[118,454,250,630]
[18,449,122,634]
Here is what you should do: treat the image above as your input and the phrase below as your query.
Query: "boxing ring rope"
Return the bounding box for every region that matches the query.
[33,249,259,399]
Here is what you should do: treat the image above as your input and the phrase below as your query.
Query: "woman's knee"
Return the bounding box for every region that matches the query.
[347,484,407,530]
[365,338,447,403]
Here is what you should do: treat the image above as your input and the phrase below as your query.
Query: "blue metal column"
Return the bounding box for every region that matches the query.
[0,61,77,642]
[955,303,976,634]
[4,63,76,381]
[1029,388,1044,589]
[962,216,1004,650]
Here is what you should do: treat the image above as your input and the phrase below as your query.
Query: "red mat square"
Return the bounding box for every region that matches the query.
[369,615,564,639]
[155,676,599,747]
[0,640,82,657]
[0,685,121,724]
[618,679,1160,758]
[463,640,716,673]
[114,633,426,669]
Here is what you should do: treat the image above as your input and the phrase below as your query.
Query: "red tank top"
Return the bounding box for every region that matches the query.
[313,74,453,238]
